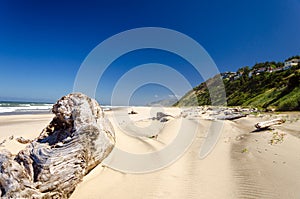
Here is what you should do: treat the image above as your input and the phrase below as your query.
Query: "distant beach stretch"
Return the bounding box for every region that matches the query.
[0,94,300,198]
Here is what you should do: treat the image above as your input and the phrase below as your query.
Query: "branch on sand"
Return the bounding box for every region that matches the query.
[255,118,285,130]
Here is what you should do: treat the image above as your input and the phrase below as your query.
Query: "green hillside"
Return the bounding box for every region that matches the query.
[175,58,300,111]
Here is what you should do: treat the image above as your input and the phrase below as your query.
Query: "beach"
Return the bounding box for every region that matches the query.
[0,107,300,198]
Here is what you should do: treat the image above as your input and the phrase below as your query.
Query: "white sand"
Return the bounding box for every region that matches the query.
[0,114,53,154]
[0,109,300,198]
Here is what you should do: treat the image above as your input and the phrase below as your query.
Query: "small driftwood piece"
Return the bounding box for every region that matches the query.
[128,110,138,114]
[0,139,6,147]
[255,118,285,129]
[0,93,115,198]
[216,113,247,120]
[16,136,32,144]
[156,112,174,120]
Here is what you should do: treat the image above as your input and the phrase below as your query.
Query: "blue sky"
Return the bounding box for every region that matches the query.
[0,0,299,105]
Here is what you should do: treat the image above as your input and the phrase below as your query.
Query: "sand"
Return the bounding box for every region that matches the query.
[0,108,300,198]
[0,114,53,154]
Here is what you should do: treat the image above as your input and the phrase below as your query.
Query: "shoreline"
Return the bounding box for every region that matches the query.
[0,110,52,116]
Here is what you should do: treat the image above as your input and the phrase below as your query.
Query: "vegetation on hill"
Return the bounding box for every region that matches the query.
[174,57,300,111]
[285,55,300,62]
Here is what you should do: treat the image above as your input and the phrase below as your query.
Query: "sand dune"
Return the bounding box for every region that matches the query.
[0,108,299,198]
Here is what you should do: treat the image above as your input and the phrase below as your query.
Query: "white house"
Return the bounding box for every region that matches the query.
[284,58,299,70]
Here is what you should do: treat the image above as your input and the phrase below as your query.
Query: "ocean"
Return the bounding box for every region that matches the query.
[0,101,53,114]
[0,101,120,115]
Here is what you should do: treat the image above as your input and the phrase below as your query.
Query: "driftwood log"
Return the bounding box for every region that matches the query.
[216,113,247,120]
[0,93,115,198]
[255,118,285,129]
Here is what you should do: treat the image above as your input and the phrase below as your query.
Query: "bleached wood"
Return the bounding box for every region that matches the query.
[255,118,285,129]
[0,93,115,198]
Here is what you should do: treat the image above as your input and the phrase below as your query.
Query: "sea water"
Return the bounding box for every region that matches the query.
[0,101,53,114]
[0,101,118,114]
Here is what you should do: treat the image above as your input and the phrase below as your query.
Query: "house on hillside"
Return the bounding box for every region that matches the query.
[249,71,253,77]
[272,67,283,72]
[253,67,267,75]
[284,58,299,70]
[256,67,266,73]
[221,72,236,79]
[233,75,240,80]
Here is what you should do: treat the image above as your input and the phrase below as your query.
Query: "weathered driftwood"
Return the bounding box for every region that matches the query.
[0,139,6,147]
[16,136,32,144]
[0,93,115,198]
[216,113,247,120]
[255,118,285,129]
[156,112,174,120]
[128,110,138,114]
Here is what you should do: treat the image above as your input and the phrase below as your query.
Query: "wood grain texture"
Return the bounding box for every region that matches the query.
[0,93,115,198]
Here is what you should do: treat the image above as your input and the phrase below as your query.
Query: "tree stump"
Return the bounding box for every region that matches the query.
[0,93,115,198]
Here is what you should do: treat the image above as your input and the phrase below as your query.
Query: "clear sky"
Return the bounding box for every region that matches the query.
[0,0,299,105]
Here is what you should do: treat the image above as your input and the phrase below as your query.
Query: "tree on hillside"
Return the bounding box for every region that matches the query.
[252,61,284,70]
[288,72,300,89]
[237,66,250,84]
[253,62,267,70]
[237,66,250,75]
